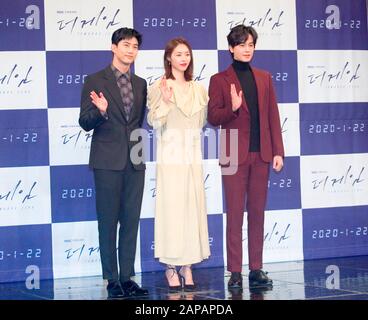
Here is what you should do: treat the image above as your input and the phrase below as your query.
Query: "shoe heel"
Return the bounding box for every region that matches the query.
[178,274,185,288]
[179,266,196,291]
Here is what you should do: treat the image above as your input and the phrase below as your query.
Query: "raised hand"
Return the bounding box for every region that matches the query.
[90,91,108,113]
[160,76,173,103]
[230,84,242,112]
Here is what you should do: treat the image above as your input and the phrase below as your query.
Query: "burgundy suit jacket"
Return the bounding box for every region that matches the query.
[208,65,284,166]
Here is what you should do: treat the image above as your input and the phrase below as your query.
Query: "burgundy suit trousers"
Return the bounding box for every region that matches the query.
[222,152,270,272]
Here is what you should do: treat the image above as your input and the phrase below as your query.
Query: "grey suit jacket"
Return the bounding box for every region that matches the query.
[79,65,147,170]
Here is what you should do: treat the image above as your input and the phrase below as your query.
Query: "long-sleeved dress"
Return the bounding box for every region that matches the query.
[147,78,211,266]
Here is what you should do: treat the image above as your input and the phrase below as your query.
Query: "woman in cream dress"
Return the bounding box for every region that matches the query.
[147,37,210,290]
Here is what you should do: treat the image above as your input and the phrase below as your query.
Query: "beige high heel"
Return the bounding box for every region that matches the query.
[165,266,182,292]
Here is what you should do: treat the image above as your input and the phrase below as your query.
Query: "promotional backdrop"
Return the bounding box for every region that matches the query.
[0,0,367,283]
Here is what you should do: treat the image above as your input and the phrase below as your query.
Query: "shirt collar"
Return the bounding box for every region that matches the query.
[110,64,131,81]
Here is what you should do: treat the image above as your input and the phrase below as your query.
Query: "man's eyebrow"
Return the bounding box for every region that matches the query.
[121,40,138,45]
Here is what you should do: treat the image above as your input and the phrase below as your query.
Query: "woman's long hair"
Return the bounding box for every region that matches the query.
[164,37,194,81]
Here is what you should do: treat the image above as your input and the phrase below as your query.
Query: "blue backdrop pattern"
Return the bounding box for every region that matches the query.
[0,0,367,283]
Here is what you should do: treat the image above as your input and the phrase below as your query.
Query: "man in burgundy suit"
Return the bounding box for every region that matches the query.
[208,25,284,289]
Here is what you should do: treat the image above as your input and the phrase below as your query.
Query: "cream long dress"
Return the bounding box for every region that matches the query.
[147,78,211,266]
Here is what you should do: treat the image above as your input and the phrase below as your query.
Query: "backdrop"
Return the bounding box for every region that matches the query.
[0,0,367,283]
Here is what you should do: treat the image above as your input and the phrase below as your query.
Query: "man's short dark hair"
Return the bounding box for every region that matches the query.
[227,25,258,47]
[111,27,142,47]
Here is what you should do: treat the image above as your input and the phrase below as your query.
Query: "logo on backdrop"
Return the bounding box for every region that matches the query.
[306,61,360,88]
[216,0,297,50]
[61,128,92,149]
[191,51,219,89]
[64,242,100,263]
[0,53,47,109]
[50,165,96,223]
[48,108,92,166]
[0,224,52,283]
[217,50,298,103]
[139,62,209,87]
[227,7,284,31]
[134,51,165,88]
[0,179,37,207]
[133,0,217,49]
[242,210,304,263]
[266,157,301,211]
[252,50,298,103]
[300,103,368,155]
[135,50,218,90]
[296,0,368,49]
[52,221,101,279]
[47,51,111,108]
[0,64,33,90]
[303,206,368,259]
[0,110,49,167]
[0,248,42,261]
[264,222,291,245]
[281,116,288,134]
[0,167,51,227]
[277,103,301,158]
[301,154,368,209]
[0,1,44,51]
[311,165,365,192]
[45,0,131,50]
[0,130,38,144]
[0,4,40,30]
[298,51,368,103]
[202,160,223,215]
[56,6,120,34]
[304,5,361,31]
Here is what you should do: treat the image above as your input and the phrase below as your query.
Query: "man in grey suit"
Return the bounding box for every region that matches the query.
[79,27,148,298]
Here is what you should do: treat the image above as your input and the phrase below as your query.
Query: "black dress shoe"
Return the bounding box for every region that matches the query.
[121,280,149,297]
[248,270,273,288]
[107,281,125,299]
[228,272,243,288]
[249,286,273,300]
[228,287,243,300]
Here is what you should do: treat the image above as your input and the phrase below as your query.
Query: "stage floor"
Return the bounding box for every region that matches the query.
[1,255,367,300]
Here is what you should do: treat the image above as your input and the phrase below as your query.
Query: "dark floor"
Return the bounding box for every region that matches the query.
[0,255,367,300]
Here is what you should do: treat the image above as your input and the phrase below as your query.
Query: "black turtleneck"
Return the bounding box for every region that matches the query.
[232,59,260,152]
